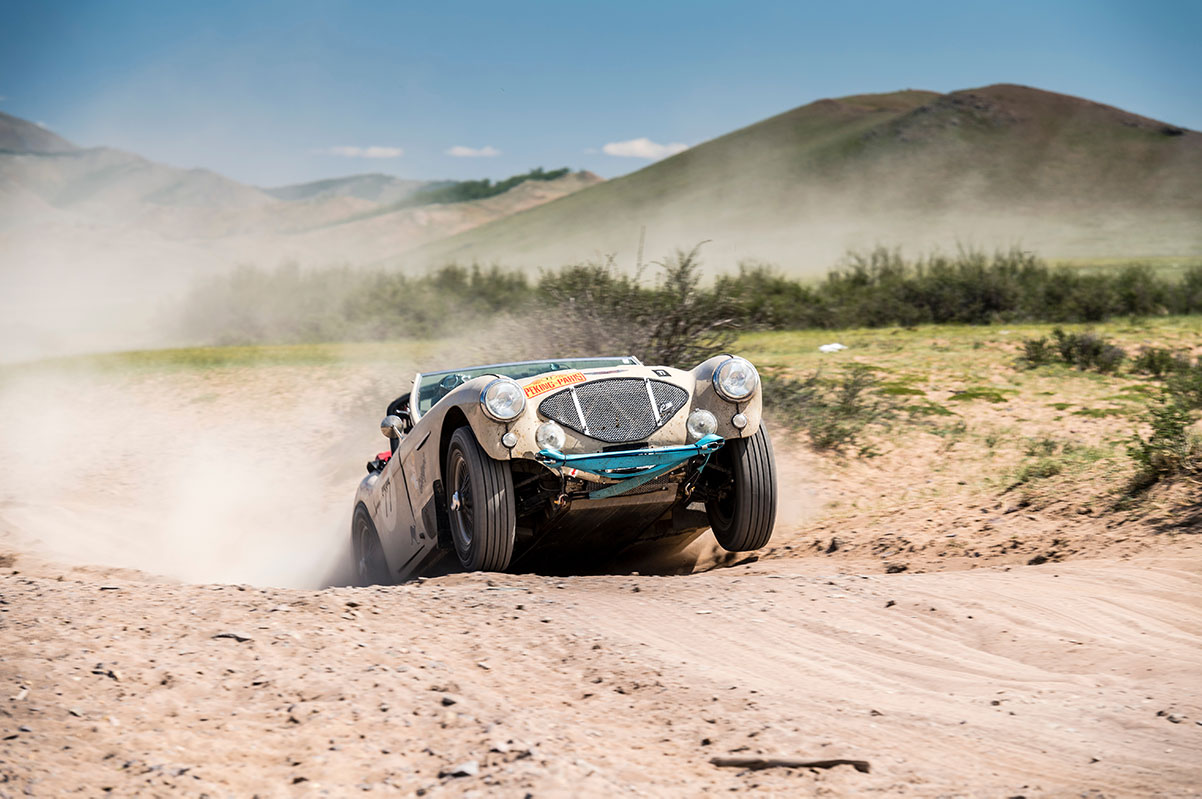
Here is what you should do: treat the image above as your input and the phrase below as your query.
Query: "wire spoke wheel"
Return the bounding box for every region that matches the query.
[445,426,516,572]
[707,481,736,530]
[450,451,476,552]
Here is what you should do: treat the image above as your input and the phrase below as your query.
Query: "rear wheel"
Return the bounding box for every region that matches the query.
[352,503,391,585]
[446,426,516,571]
[706,424,777,551]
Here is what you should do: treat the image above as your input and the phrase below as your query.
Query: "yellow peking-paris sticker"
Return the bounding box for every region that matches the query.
[523,371,587,399]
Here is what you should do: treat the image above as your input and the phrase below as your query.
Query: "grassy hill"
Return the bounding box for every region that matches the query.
[403,84,1202,273]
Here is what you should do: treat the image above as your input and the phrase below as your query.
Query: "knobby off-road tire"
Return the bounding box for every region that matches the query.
[706,423,777,551]
[446,426,516,572]
[352,502,392,586]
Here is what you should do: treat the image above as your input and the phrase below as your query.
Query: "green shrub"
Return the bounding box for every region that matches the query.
[642,245,739,367]
[1178,265,1202,314]
[1051,328,1127,373]
[714,262,829,329]
[1113,265,1172,316]
[1019,336,1055,367]
[1126,392,1201,491]
[535,245,737,368]
[1130,347,1191,377]
[1166,362,1202,410]
[177,247,1201,348]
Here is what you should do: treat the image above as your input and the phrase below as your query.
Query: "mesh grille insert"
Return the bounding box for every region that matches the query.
[538,378,688,443]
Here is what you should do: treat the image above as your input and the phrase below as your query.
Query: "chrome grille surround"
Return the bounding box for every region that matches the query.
[538,378,689,443]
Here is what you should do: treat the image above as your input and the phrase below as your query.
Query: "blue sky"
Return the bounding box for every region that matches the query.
[3,0,1199,186]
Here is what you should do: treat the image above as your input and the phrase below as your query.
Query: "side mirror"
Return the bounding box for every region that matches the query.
[380,415,404,439]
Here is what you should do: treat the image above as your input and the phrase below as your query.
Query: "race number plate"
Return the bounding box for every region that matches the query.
[523,371,586,399]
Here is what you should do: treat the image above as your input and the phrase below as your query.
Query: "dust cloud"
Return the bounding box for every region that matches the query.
[0,363,388,587]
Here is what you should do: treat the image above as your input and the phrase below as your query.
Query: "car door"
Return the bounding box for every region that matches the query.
[399,424,440,551]
[374,442,423,576]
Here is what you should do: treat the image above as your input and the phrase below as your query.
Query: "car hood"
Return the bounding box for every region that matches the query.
[516,363,690,402]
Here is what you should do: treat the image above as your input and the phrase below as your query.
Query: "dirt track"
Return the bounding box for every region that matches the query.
[2,360,1201,796]
[2,555,1200,796]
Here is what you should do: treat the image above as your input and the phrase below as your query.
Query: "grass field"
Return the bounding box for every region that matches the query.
[740,317,1202,374]
[738,318,1201,565]
[742,317,1199,471]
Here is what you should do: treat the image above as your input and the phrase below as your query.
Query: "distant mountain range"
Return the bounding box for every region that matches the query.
[0,111,599,358]
[0,110,596,243]
[404,84,1201,270]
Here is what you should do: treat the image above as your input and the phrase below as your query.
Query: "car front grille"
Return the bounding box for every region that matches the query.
[538,378,688,444]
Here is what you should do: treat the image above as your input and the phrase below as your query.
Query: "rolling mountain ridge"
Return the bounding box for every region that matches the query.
[0,114,600,359]
[403,84,1202,271]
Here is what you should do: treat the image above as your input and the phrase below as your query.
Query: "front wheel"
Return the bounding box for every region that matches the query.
[705,424,777,551]
[446,426,516,571]
[352,503,392,585]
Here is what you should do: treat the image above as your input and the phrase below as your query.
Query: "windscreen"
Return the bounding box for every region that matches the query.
[416,357,637,414]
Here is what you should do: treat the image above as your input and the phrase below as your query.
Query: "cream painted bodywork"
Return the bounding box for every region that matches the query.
[354,355,763,579]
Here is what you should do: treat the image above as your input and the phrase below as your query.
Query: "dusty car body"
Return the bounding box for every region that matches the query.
[351,355,777,583]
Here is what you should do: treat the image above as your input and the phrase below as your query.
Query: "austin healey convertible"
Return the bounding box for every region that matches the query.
[351,355,776,583]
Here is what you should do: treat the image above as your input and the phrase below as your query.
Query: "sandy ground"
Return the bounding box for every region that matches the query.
[2,554,1200,797]
[1,357,1200,796]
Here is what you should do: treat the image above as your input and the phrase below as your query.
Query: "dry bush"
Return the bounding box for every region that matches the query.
[521,244,737,367]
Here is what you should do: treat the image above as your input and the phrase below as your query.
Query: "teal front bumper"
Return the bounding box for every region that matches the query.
[534,434,724,500]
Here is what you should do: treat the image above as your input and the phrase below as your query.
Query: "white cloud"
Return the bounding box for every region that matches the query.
[601,137,688,159]
[445,145,500,158]
[320,145,404,159]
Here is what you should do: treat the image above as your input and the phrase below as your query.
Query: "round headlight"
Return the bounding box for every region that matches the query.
[535,421,566,451]
[687,409,718,441]
[713,357,759,401]
[480,378,526,421]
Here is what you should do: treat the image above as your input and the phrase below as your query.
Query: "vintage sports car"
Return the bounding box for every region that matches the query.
[352,355,776,583]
